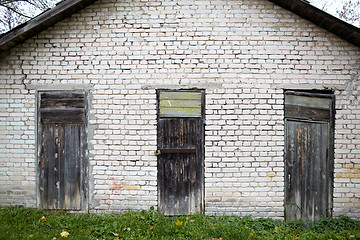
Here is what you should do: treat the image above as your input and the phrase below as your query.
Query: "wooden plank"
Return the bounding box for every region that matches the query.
[44,124,59,209]
[52,124,60,209]
[285,119,300,220]
[39,125,46,208]
[285,94,331,110]
[40,108,85,123]
[41,92,85,99]
[64,124,81,209]
[319,124,331,218]
[160,107,201,118]
[57,125,65,209]
[40,91,85,109]
[160,91,202,100]
[284,105,330,121]
[313,124,323,221]
[40,124,57,209]
[79,124,88,210]
[159,99,201,108]
[41,99,85,109]
[286,120,309,221]
[301,123,310,221]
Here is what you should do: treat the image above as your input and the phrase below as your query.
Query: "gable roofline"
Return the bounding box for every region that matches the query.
[0,0,98,53]
[269,0,360,47]
[0,0,359,53]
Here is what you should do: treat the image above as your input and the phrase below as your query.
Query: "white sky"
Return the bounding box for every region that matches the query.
[309,0,342,14]
[309,0,360,27]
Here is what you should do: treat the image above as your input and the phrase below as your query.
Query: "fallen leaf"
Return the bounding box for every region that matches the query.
[174,220,183,226]
[60,231,70,238]
[40,216,47,221]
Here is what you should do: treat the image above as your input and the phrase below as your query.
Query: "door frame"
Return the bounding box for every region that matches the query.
[156,89,205,215]
[36,90,89,211]
[284,90,335,221]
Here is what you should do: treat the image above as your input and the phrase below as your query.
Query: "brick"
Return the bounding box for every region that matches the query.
[0,0,359,220]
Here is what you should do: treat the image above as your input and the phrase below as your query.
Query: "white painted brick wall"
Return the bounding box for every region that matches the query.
[0,0,359,219]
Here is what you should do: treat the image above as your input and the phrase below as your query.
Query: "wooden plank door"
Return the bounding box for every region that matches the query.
[284,91,334,221]
[157,90,204,215]
[38,91,88,210]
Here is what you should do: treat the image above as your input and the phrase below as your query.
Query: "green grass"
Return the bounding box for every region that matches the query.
[0,206,359,240]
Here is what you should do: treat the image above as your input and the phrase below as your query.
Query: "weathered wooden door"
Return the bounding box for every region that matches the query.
[38,91,88,210]
[284,91,334,221]
[157,90,204,215]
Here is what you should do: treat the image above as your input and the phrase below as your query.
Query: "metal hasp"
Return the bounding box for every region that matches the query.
[157,90,205,215]
[284,90,335,221]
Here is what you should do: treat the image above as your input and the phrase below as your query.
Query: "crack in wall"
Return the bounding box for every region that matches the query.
[19,59,30,94]
[345,59,360,105]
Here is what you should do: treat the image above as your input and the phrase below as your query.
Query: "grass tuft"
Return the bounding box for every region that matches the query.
[0,206,359,239]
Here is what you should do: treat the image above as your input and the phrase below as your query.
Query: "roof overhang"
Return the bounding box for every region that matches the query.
[0,0,98,53]
[0,0,359,54]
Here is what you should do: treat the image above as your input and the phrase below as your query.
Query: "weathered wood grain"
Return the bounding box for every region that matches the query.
[284,105,330,121]
[284,91,334,221]
[157,90,204,215]
[40,108,85,124]
[38,91,88,210]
